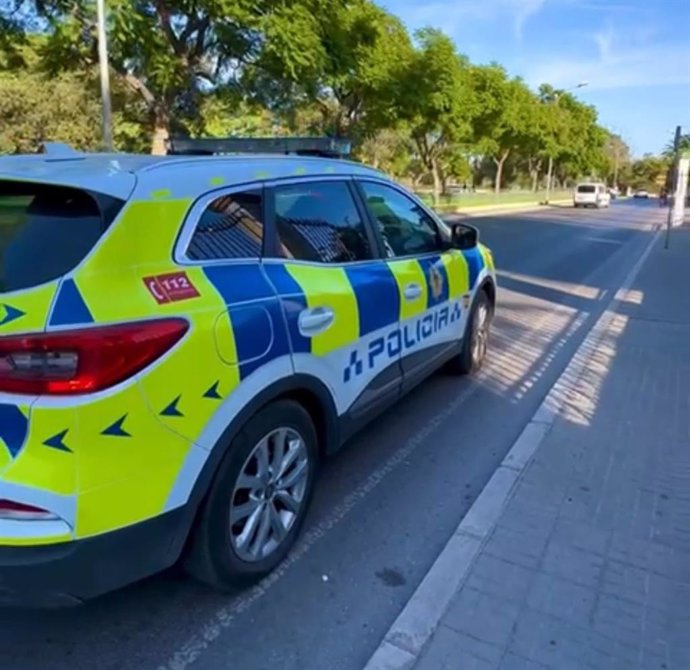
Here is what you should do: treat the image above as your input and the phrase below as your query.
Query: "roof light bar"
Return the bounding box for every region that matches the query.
[166,136,352,159]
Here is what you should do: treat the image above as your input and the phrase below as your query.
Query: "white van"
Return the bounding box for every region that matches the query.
[574,182,610,208]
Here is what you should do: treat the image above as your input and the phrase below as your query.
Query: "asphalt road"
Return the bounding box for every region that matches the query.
[0,199,662,670]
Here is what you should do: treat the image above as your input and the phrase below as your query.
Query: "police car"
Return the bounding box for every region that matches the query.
[0,137,496,605]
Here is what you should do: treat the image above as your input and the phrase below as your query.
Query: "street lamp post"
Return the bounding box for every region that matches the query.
[96,0,113,151]
[664,125,683,250]
[544,81,588,205]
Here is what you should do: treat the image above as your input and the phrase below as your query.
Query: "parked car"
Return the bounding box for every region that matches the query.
[574,182,611,208]
[633,189,650,199]
[0,137,496,606]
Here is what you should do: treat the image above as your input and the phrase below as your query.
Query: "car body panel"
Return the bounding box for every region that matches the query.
[0,150,496,602]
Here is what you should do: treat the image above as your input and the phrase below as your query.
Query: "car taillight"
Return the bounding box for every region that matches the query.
[0,499,58,520]
[0,318,188,395]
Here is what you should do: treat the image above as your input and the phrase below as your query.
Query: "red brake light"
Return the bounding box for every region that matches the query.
[0,318,188,395]
[0,499,58,520]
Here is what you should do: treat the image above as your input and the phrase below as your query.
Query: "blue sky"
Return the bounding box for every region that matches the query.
[385,0,690,156]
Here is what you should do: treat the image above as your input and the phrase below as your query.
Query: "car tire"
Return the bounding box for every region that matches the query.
[447,288,493,376]
[184,399,319,591]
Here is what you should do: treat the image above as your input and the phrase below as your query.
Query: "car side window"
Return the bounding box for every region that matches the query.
[274,181,372,263]
[186,189,263,261]
[359,181,441,258]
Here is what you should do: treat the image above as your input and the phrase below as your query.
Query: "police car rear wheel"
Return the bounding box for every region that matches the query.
[185,400,318,590]
[448,289,492,375]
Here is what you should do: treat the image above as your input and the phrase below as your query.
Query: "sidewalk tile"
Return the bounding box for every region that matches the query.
[525,572,597,627]
[443,587,520,649]
[508,608,633,669]
[498,653,549,669]
[415,626,502,670]
[483,524,549,569]
[540,541,605,589]
[465,554,536,603]
[591,594,667,655]
[550,518,611,556]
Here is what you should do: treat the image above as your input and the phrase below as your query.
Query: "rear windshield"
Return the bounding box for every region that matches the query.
[0,182,124,293]
[577,185,596,194]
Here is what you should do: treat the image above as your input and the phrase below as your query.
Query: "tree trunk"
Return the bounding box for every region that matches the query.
[440,169,448,197]
[494,150,510,194]
[431,157,442,206]
[531,169,539,192]
[151,107,170,156]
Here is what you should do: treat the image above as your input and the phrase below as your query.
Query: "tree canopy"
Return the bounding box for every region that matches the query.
[0,0,644,198]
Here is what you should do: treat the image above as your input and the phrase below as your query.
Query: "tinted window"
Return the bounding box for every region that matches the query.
[577,185,596,193]
[187,190,263,260]
[274,181,371,263]
[360,181,440,257]
[0,182,120,293]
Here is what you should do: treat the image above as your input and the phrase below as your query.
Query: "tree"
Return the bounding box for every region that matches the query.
[246,1,413,141]
[396,29,475,204]
[630,154,669,191]
[2,0,348,153]
[663,133,690,158]
[471,65,535,193]
[0,69,100,153]
[357,127,412,176]
[602,132,631,188]
[538,84,609,187]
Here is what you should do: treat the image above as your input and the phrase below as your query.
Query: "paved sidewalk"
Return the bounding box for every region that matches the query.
[362,221,690,670]
[410,228,690,669]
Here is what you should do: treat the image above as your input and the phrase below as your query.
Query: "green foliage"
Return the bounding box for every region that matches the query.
[663,133,690,157]
[0,0,635,191]
[471,66,536,191]
[630,154,669,191]
[0,69,100,153]
[395,28,475,202]
[357,127,412,177]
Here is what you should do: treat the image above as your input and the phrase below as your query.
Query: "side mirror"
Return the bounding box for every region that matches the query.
[450,223,478,250]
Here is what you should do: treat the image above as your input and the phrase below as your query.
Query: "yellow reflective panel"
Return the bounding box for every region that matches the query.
[479,243,495,272]
[0,282,57,334]
[81,199,192,272]
[140,317,240,443]
[440,251,470,299]
[76,459,186,537]
[78,262,222,323]
[386,259,428,320]
[0,445,10,472]
[285,264,359,356]
[0,533,72,547]
[74,383,193,537]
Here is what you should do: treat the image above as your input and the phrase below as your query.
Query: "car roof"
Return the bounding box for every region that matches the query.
[0,152,386,201]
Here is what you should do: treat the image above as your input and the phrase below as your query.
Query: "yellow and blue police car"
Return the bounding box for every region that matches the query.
[0,138,496,605]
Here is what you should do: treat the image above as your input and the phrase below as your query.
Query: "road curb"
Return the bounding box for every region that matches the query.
[362,224,662,670]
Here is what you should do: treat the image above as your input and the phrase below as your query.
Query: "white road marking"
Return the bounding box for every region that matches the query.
[582,236,624,245]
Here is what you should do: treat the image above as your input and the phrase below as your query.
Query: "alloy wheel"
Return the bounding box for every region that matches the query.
[229,427,309,562]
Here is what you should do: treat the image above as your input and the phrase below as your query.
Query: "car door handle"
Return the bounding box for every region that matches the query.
[404,283,422,301]
[298,307,335,336]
